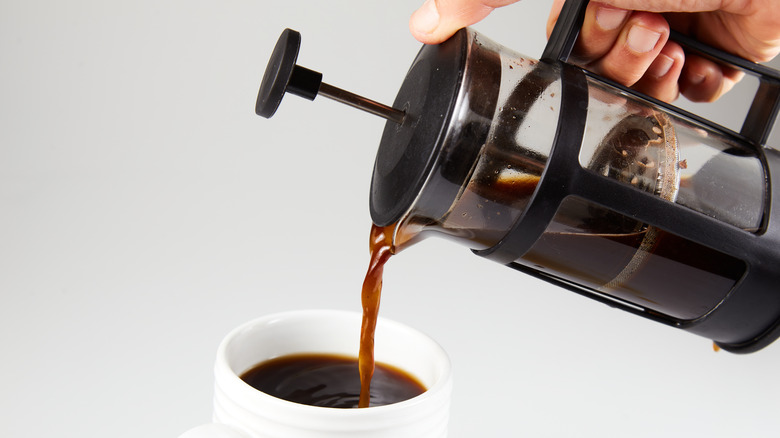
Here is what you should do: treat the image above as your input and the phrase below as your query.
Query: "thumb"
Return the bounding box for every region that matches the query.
[409,0,520,44]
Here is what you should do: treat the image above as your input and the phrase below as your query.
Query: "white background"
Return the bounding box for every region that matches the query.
[2,1,779,437]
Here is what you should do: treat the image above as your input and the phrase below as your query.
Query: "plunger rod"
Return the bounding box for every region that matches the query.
[318,82,406,124]
[256,29,406,123]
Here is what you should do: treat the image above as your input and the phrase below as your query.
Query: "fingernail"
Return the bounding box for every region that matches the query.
[627,25,661,53]
[649,54,674,78]
[688,72,706,85]
[412,0,440,35]
[596,6,629,31]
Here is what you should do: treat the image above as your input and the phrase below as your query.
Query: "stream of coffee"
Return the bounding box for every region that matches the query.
[358,223,396,408]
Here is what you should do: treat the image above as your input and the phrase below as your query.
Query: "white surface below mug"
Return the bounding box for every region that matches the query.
[179,309,453,438]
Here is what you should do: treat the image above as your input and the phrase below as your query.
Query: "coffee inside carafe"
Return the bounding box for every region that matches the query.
[385,31,764,326]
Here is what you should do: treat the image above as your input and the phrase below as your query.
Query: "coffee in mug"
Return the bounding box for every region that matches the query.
[179,309,452,438]
[240,353,426,408]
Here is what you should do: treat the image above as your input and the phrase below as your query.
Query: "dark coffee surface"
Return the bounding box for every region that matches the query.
[240,353,426,408]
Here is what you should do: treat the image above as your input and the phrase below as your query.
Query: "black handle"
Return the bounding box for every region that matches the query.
[670,30,780,146]
[542,0,780,147]
[540,0,588,64]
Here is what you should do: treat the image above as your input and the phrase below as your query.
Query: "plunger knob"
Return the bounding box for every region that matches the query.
[256,29,322,118]
[255,28,405,124]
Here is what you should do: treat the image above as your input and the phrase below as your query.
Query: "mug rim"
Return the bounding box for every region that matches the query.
[214,308,453,417]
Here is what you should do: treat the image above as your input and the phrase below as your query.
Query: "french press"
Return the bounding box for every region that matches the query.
[255,0,780,353]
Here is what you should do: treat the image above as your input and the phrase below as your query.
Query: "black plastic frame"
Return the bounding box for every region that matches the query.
[475,0,780,352]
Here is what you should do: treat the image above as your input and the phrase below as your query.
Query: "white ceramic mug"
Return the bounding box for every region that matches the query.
[179,309,452,438]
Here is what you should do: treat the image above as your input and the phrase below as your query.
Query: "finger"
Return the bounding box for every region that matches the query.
[599,1,726,14]
[585,11,670,87]
[545,0,566,37]
[409,0,520,44]
[679,55,744,102]
[548,1,631,64]
[631,40,685,102]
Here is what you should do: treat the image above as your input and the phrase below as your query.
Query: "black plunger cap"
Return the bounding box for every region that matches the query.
[256,29,323,118]
[369,29,467,226]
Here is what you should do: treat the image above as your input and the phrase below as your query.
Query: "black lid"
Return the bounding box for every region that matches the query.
[369,30,468,226]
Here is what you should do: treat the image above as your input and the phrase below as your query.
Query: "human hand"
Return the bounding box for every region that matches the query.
[409,0,780,103]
